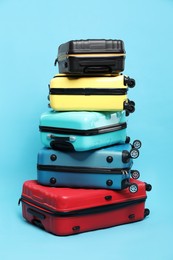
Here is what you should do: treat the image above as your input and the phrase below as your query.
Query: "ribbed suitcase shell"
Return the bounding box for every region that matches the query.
[20,179,150,236]
[56,39,126,74]
[37,143,138,190]
[39,110,127,152]
[48,74,135,113]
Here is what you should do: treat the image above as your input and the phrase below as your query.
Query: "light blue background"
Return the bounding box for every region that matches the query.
[0,0,172,259]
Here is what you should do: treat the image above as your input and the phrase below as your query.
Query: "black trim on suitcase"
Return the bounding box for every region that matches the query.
[52,75,135,88]
[20,196,146,217]
[37,164,130,174]
[53,74,122,78]
[39,122,127,136]
[49,88,127,95]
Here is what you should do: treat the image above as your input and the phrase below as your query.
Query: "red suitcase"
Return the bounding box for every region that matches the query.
[19,179,151,236]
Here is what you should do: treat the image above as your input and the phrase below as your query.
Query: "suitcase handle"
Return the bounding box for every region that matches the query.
[49,135,76,151]
[50,140,75,151]
[27,208,46,220]
[32,219,45,230]
[48,135,76,142]
[84,66,111,73]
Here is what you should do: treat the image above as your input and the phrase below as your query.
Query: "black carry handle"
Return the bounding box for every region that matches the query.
[84,66,112,73]
[32,219,45,230]
[27,208,46,220]
[49,135,75,151]
[49,135,71,142]
[50,140,75,151]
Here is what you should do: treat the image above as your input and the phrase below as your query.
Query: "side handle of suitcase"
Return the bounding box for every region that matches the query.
[48,135,76,151]
[84,65,112,74]
[27,208,45,230]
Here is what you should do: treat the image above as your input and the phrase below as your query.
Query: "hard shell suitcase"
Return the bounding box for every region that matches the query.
[19,179,152,236]
[48,74,135,114]
[55,39,126,74]
[37,142,142,191]
[39,110,128,152]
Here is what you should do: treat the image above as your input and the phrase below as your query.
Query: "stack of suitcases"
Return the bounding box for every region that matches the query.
[19,39,152,236]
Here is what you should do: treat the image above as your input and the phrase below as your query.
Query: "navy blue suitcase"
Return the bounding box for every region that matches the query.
[37,142,141,192]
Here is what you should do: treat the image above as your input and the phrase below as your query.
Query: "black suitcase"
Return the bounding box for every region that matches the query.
[55,39,126,75]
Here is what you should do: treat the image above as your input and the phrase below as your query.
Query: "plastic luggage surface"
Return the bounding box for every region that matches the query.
[55,39,126,74]
[19,179,151,236]
[37,142,141,191]
[48,74,135,113]
[39,110,128,151]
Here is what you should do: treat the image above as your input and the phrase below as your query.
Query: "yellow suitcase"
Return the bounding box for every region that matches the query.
[49,74,135,114]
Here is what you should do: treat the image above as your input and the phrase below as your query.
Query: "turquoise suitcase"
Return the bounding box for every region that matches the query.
[39,110,129,152]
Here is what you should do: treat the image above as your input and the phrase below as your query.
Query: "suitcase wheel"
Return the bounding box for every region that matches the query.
[129,100,135,106]
[130,148,139,159]
[131,170,140,179]
[145,183,152,191]
[144,208,150,218]
[132,140,142,149]
[50,177,57,184]
[129,183,138,193]
[124,76,136,88]
[124,100,135,116]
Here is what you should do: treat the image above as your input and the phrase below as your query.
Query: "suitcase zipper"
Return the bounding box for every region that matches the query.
[37,164,130,174]
[19,196,146,217]
[39,122,127,136]
[49,88,127,95]
[58,53,125,62]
